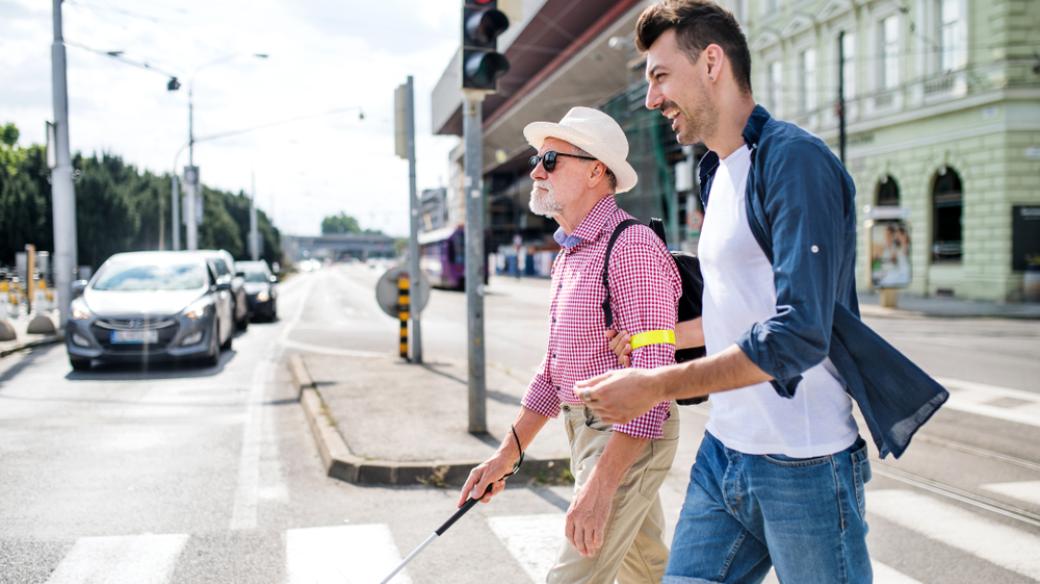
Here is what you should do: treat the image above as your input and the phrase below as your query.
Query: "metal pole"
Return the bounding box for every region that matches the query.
[185,88,198,250]
[405,75,422,364]
[838,30,847,166]
[462,90,486,434]
[170,173,181,250]
[250,172,259,260]
[50,0,78,328]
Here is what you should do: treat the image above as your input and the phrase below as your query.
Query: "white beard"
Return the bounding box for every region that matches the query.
[529,181,562,217]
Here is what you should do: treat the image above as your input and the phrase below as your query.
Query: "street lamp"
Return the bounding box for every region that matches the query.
[169,52,269,251]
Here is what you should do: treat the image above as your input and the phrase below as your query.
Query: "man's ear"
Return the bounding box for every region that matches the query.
[703,43,725,82]
[588,162,605,186]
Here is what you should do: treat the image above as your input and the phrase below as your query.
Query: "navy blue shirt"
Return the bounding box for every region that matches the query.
[699,105,948,459]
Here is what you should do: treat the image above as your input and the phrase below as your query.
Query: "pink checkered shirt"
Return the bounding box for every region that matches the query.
[522,196,682,439]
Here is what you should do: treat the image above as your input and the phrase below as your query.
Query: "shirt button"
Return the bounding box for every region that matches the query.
[811,244,820,253]
[552,353,557,359]
[551,317,556,323]
[558,283,563,290]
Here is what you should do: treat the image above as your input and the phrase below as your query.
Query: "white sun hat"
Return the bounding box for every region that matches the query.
[523,106,638,194]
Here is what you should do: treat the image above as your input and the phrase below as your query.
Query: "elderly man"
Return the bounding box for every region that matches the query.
[458,106,682,584]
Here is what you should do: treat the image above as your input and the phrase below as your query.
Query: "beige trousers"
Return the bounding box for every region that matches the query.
[546,402,679,584]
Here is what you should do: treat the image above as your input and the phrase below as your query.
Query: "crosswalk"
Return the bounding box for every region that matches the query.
[27,485,1040,584]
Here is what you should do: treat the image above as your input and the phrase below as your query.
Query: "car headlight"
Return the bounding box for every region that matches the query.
[256,290,270,302]
[183,298,212,320]
[71,299,92,320]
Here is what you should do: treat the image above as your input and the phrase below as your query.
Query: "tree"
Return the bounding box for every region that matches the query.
[321,212,362,234]
[1,123,18,147]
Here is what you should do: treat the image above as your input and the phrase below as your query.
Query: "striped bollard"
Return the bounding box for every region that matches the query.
[397,274,410,361]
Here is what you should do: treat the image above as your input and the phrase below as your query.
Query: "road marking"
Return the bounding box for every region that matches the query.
[869,489,1040,580]
[937,377,1040,428]
[45,533,188,584]
[285,524,411,584]
[981,481,1040,507]
[229,357,273,530]
[487,514,564,582]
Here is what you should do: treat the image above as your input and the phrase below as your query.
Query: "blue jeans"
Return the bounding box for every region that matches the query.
[664,432,872,584]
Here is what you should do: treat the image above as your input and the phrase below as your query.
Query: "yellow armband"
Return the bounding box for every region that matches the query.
[629,329,676,350]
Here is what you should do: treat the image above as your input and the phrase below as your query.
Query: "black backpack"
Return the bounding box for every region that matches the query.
[601,217,707,405]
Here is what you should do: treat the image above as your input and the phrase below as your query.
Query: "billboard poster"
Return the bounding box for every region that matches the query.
[870,218,912,289]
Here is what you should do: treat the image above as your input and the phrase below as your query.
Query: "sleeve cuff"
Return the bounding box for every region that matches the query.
[612,401,670,440]
[737,326,801,398]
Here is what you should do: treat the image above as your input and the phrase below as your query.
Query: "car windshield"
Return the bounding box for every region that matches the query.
[242,271,270,283]
[93,261,207,291]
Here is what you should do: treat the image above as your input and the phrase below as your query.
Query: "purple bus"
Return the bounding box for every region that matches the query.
[418,225,487,290]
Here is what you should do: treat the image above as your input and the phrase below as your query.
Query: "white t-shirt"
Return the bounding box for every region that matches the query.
[698,145,858,458]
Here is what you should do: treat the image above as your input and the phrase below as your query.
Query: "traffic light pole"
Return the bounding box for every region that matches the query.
[463,90,486,434]
[404,75,422,364]
[50,0,78,328]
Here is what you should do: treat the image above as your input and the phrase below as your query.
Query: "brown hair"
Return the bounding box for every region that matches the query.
[636,0,753,94]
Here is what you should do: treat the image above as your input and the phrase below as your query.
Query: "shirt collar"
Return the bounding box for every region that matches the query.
[555,196,618,250]
[698,104,772,187]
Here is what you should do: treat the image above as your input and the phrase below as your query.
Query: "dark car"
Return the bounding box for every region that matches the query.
[192,249,249,331]
[235,260,278,321]
[65,251,235,370]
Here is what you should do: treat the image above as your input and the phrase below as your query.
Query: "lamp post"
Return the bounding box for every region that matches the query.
[171,53,268,251]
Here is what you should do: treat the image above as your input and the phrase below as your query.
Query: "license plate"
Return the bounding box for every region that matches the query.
[110,330,159,344]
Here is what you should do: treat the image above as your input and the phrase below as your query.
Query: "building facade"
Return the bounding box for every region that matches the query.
[430,0,1040,300]
[739,0,1040,300]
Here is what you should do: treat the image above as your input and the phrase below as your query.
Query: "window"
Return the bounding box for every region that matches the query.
[932,167,963,262]
[876,175,900,207]
[768,60,783,116]
[879,15,900,91]
[939,0,965,72]
[842,32,856,99]
[799,48,817,113]
[761,0,779,16]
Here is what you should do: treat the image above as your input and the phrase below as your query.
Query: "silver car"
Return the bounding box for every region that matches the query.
[65,251,234,370]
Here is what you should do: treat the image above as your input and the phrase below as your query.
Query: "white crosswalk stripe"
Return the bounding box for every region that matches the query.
[45,533,188,584]
[487,514,565,582]
[937,377,1040,428]
[981,480,1040,507]
[869,488,1040,580]
[285,524,412,584]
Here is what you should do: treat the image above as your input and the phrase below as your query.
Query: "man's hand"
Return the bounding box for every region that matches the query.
[604,329,632,367]
[457,452,514,507]
[566,474,615,557]
[576,368,662,424]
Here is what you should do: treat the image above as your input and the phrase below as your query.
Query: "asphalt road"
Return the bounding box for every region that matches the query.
[0,263,1038,583]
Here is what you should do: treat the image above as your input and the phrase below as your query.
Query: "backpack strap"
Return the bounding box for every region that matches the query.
[648,217,667,246]
[601,219,641,329]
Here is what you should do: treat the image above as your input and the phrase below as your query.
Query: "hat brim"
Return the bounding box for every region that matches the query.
[523,121,638,194]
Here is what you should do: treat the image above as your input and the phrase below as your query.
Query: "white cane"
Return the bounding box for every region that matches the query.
[378,486,489,584]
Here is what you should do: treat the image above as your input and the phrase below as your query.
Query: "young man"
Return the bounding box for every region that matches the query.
[458,106,683,583]
[577,2,948,583]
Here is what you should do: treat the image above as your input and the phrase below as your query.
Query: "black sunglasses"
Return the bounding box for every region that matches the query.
[529,150,597,173]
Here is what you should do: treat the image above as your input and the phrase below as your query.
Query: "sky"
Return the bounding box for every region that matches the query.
[0,0,462,237]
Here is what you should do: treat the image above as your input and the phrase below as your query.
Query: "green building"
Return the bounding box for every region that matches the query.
[736,0,1040,301]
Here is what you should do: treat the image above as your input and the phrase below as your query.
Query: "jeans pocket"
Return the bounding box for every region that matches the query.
[853,458,871,517]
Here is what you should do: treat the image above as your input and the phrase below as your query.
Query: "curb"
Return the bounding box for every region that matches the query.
[0,335,63,359]
[287,353,569,487]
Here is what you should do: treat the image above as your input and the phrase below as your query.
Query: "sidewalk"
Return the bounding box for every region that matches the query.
[0,314,63,358]
[289,352,574,487]
[858,292,1040,319]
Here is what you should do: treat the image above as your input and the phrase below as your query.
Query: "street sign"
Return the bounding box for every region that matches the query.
[375,265,430,318]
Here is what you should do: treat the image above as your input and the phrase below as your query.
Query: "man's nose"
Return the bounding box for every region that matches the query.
[530,160,547,180]
[645,82,663,111]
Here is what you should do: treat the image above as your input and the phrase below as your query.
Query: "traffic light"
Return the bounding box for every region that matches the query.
[462,0,510,91]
